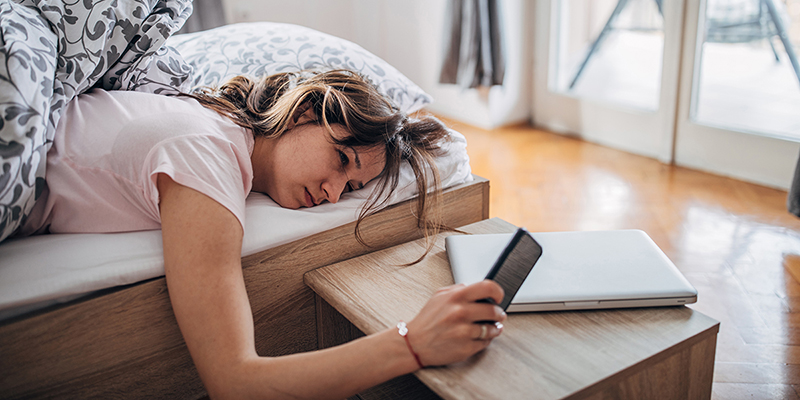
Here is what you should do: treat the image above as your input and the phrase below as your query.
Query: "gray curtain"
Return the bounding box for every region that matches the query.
[439,0,505,89]
[788,152,800,217]
[178,0,226,34]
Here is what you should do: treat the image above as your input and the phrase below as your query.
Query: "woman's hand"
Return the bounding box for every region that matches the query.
[405,280,507,367]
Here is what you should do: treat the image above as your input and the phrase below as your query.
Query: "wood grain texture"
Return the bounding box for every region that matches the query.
[571,325,717,400]
[305,218,720,400]
[315,295,442,400]
[354,374,441,400]
[316,293,365,350]
[0,176,488,399]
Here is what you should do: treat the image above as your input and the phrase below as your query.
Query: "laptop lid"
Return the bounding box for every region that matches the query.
[446,230,697,312]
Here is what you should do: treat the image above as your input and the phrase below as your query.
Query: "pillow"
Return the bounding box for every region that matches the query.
[166,22,433,113]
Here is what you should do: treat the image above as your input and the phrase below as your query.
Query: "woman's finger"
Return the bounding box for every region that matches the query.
[456,280,505,305]
[471,322,504,341]
[435,283,467,295]
[460,301,506,324]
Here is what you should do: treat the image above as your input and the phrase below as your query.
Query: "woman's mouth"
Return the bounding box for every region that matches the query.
[304,188,314,208]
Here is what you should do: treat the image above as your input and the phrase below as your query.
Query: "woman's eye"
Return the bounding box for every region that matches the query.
[338,150,349,167]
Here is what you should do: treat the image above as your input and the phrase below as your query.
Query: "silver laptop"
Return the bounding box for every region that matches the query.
[446,230,697,312]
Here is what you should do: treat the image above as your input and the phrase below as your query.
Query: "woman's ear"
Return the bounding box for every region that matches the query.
[287,102,316,129]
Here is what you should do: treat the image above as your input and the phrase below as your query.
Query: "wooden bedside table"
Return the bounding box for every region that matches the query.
[304,218,720,400]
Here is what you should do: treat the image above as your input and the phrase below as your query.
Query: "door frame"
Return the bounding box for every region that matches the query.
[532,0,686,163]
[673,0,800,190]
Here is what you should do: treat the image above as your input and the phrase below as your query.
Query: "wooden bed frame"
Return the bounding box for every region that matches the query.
[0,176,489,399]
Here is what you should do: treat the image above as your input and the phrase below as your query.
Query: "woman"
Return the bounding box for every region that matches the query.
[16,70,506,399]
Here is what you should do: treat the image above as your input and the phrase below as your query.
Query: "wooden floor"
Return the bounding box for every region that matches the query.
[443,118,800,400]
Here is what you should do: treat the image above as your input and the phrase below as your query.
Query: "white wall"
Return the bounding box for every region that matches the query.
[221,0,532,129]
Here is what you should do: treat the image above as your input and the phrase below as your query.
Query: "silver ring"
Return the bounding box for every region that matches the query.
[478,324,488,340]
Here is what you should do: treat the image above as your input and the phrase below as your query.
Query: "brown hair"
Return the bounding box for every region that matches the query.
[185,70,451,259]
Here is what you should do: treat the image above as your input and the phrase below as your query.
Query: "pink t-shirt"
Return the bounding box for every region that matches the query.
[20,90,254,235]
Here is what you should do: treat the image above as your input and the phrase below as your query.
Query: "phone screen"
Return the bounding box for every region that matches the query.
[483,228,542,310]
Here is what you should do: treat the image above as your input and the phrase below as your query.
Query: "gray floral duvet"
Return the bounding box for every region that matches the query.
[0,0,193,241]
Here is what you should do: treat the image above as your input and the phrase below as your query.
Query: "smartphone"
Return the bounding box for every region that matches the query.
[480,228,543,310]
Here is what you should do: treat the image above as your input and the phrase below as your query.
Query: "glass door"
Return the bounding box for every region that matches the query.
[674,0,800,189]
[533,0,685,162]
[534,0,800,189]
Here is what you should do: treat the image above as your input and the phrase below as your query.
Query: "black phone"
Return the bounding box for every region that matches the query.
[480,228,543,310]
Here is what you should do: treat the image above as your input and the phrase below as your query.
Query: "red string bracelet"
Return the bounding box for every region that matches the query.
[396,321,424,369]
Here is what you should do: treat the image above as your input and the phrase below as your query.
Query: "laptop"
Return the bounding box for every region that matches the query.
[446,230,697,312]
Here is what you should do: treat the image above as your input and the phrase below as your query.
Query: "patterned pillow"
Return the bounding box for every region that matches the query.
[167,22,433,113]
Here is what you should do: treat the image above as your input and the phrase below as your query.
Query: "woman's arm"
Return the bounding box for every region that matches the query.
[157,174,506,400]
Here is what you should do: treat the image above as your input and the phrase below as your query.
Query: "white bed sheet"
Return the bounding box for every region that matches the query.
[0,131,471,321]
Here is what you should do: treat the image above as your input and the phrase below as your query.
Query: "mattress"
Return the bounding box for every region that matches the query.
[0,131,472,321]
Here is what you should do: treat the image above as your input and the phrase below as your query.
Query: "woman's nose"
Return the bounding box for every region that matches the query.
[322,174,348,204]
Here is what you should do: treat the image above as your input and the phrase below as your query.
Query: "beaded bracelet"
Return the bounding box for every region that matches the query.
[396,321,424,369]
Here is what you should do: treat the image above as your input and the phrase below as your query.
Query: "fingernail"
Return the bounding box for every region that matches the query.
[495,322,504,330]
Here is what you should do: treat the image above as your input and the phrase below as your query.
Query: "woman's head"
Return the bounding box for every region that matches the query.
[188,70,451,247]
[248,117,388,210]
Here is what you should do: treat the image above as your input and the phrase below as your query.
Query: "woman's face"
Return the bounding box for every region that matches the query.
[252,121,386,209]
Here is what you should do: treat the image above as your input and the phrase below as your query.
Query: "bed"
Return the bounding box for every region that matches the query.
[0,177,488,398]
[0,4,488,398]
